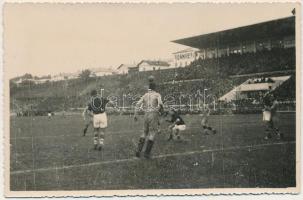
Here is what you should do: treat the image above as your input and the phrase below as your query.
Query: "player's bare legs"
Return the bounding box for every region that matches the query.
[136,136,146,158]
[135,125,148,158]
[264,120,283,140]
[83,123,90,136]
[264,120,272,140]
[167,125,174,141]
[144,132,155,159]
[173,128,181,140]
[202,125,216,135]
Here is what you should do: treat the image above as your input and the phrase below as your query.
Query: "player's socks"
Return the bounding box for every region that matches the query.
[99,138,104,145]
[93,137,98,149]
[136,137,145,157]
[98,138,104,151]
[144,140,154,159]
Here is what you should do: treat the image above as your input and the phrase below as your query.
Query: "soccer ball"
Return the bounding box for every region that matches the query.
[148,75,155,82]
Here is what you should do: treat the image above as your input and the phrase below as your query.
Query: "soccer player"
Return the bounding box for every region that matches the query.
[262,93,283,140]
[134,76,163,159]
[201,106,216,135]
[166,109,186,141]
[86,89,117,151]
[82,106,93,136]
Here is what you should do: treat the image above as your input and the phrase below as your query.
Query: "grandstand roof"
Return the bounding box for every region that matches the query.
[172,48,199,54]
[172,16,295,49]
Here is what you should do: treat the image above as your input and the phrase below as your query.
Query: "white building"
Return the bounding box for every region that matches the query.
[35,78,51,84]
[172,48,200,68]
[51,73,69,81]
[137,60,170,72]
[90,67,113,77]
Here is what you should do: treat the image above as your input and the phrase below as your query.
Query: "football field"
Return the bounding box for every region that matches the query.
[10,112,296,190]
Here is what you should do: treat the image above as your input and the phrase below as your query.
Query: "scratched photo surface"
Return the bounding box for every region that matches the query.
[4,2,300,195]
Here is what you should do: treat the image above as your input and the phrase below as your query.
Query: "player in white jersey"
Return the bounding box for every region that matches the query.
[134,76,164,159]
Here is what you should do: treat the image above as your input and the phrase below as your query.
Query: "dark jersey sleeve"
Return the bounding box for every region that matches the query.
[171,113,185,125]
[104,98,109,105]
[175,116,185,125]
[101,98,109,110]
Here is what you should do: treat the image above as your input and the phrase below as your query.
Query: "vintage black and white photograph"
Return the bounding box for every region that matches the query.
[4,2,301,196]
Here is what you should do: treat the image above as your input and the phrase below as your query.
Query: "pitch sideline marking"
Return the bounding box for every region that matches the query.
[11,141,295,175]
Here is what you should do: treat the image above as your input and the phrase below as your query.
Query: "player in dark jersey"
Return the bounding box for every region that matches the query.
[85,89,117,151]
[262,93,283,140]
[166,109,186,141]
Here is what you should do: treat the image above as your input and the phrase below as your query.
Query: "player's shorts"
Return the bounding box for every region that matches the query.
[93,113,107,128]
[173,124,186,131]
[263,111,272,122]
[143,112,159,135]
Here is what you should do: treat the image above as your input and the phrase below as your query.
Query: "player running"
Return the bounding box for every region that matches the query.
[85,89,117,151]
[201,106,216,135]
[166,109,186,141]
[262,93,283,140]
[134,76,163,159]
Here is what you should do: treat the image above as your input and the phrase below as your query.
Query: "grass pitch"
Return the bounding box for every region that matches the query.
[10,113,296,190]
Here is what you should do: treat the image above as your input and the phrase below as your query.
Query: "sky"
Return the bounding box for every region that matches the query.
[3,3,298,78]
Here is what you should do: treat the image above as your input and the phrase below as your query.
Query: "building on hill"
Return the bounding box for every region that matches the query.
[115,64,136,74]
[50,72,80,81]
[128,66,139,74]
[90,67,114,77]
[35,77,51,84]
[172,48,200,68]
[172,16,295,60]
[136,60,171,72]
[51,73,65,82]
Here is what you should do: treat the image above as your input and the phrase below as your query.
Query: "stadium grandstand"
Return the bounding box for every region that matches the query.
[10,16,296,116]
